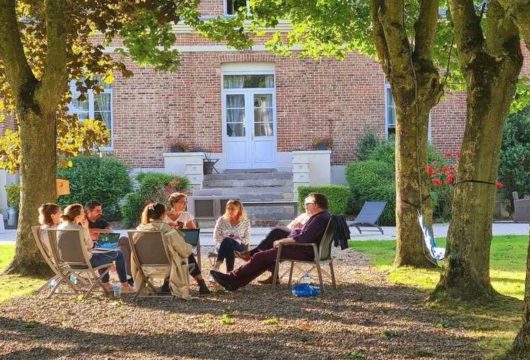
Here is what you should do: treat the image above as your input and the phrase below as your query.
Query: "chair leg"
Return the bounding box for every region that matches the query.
[288,262,294,286]
[315,261,324,293]
[329,261,336,289]
[196,243,201,268]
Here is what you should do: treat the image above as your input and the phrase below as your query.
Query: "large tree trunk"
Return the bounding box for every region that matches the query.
[5,109,57,275]
[371,0,442,268]
[433,0,523,300]
[394,105,435,267]
[509,229,530,357]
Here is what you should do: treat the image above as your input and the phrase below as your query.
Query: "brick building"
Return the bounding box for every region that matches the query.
[65,1,471,182]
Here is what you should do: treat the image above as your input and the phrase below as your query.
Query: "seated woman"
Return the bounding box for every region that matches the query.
[37,203,62,257]
[57,204,135,294]
[212,200,251,273]
[136,202,210,297]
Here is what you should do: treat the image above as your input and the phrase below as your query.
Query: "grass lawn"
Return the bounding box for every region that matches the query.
[350,235,528,359]
[0,244,45,303]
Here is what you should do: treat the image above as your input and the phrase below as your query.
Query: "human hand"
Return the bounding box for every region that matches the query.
[176,221,185,229]
[273,240,281,248]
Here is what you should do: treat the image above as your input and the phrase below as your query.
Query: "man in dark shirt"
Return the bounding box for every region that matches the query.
[85,200,132,281]
[210,192,331,291]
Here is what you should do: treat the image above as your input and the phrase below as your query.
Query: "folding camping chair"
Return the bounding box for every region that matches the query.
[127,230,175,300]
[272,217,336,293]
[46,229,113,297]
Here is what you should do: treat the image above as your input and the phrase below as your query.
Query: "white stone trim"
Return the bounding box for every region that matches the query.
[103,44,302,54]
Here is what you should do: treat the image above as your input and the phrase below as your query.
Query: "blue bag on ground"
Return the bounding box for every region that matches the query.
[291,283,320,297]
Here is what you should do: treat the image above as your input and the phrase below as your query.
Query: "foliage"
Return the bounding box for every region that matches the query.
[346,160,395,225]
[5,183,20,210]
[56,156,132,221]
[296,185,350,214]
[311,136,333,150]
[355,130,383,161]
[0,1,251,172]
[499,107,530,209]
[121,172,189,227]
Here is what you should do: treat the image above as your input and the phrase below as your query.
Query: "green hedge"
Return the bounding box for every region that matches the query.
[296,185,351,214]
[57,156,132,221]
[120,172,189,227]
[6,183,20,210]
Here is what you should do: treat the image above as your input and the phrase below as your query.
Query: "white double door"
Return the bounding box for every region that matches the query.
[223,89,276,169]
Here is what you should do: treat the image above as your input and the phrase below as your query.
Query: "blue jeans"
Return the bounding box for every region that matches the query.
[217,237,248,272]
[90,250,127,283]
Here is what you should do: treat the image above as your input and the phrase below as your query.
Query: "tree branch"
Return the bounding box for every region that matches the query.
[415,0,440,61]
[497,0,530,51]
[448,0,484,63]
[37,0,68,108]
[0,0,37,101]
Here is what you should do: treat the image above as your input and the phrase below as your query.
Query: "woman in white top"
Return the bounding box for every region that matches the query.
[166,192,196,229]
[213,199,251,272]
[58,204,135,294]
[38,203,62,257]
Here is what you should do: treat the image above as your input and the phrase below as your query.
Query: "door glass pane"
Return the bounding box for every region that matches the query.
[226,94,245,137]
[254,94,273,137]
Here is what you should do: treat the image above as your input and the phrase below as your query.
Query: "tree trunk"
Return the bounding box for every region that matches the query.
[509,230,530,357]
[4,108,57,276]
[433,49,522,301]
[394,105,436,267]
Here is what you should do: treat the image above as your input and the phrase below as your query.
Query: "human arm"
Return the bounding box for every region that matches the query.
[273,237,296,248]
[213,217,225,244]
[237,219,251,246]
[291,212,330,244]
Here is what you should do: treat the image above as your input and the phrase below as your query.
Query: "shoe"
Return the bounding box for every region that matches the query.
[120,284,136,294]
[160,280,171,294]
[258,275,280,285]
[197,279,211,295]
[235,251,251,261]
[209,270,236,291]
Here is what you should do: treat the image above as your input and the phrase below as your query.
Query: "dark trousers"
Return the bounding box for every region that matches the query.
[188,254,201,278]
[90,250,127,283]
[227,246,314,290]
[217,237,248,272]
[249,228,290,256]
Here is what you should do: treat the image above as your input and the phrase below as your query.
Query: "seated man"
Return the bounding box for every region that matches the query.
[210,192,330,291]
[85,200,132,282]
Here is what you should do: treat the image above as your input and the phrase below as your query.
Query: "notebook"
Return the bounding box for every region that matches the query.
[181,228,200,246]
[96,232,121,250]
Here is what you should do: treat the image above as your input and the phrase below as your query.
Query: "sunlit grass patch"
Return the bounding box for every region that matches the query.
[0,244,44,303]
[349,235,527,358]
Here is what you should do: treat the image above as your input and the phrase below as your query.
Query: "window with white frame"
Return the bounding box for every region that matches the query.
[225,0,247,15]
[69,80,113,148]
[384,80,431,141]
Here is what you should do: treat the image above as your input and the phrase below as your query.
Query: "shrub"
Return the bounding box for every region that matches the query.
[356,130,383,161]
[6,183,20,210]
[296,185,351,214]
[499,108,530,210]
[121,172,189,227]
[368,140,395,164]
[57,156,132,221]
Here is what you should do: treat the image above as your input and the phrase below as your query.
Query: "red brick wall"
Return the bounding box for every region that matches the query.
[110,49,467,168]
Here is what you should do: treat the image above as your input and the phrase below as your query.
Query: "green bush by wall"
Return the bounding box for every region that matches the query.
[6,183,20,210]
[57,156,132,221]
[120,172,189,227]
[296,185,351,214]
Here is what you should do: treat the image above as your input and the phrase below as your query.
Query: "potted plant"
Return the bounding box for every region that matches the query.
[193,147,217,175]
[167,140,190,153]
[5,183,20,227]
[312,136,333,150]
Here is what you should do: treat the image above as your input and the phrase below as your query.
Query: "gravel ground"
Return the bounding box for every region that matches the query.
[0,249,482,359]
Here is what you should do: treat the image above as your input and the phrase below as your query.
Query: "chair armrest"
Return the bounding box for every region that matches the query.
[277,242,319,261]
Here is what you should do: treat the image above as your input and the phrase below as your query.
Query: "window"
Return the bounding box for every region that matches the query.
[225,0,247,16]
[69,81,113,148]
[384,80,432,141]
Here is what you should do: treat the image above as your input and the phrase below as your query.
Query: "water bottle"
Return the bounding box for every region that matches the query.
[301,272,311,284]
[69,274,78,284]
[50,279,58,289]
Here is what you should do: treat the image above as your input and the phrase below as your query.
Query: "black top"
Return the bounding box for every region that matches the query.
[88,218,110,229]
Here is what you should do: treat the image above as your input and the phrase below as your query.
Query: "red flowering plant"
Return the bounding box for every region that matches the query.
[427,150,503,189]
[152,177,187,205]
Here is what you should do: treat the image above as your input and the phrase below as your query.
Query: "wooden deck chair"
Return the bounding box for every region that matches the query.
[46,229,113,297]
[272,217,336,293]
[127,230,173,300]
[31,226,77,297]
[348,201,386,234]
